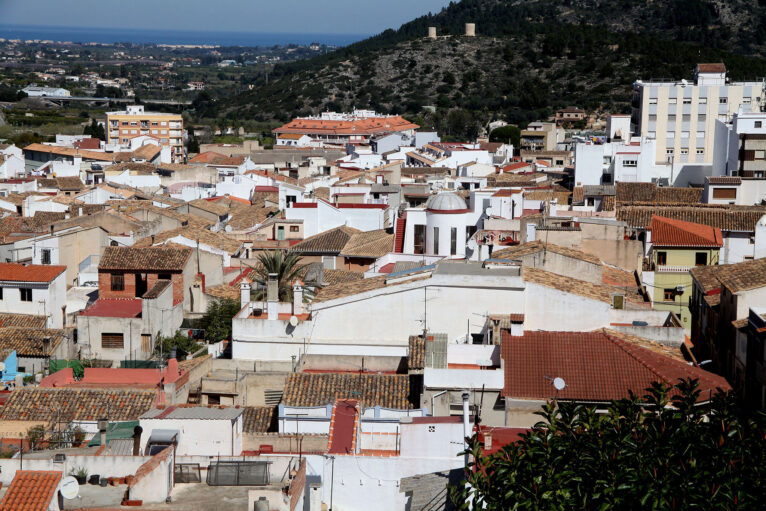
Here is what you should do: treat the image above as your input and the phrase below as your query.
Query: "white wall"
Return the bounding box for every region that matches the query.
[524,282,612,331]
[0,271,66,328]
[139,416,243,456]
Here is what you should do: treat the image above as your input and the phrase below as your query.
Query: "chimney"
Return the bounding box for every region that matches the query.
[42,336,51,355]
[98,418,108,449]
[166,357,178,377]
[132,425,143,456]
[240,282,251,309]
[267,273,279,321]
[484,431,492,451]
[78,207,82,216]
[292,281,304,315]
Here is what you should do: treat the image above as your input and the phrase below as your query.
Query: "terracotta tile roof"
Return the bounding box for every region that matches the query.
[616,183,702,205]
[0,470,62,511]
[99,246,192,272]
[707,176,741,185]
[522,266,646,306]
[274,115,419,136]
[649,215,723,247]
[0,327,68,357]
[23,143,113,161]
[0,387,157,421]
[492,240,602,265]
[187,198,229,216]
[291,225,360,254]
[188,151,228,163]
[56,176,84,191]
[143,279,171,299]
[690,257,766,294]
[339,229,393,258]
[501,329,730,402]
[227,202,279,231]
[104,162,155,174]
[313,271,431,303]
[408,335,425,371]
[322,269,364,285]
[697,63,726,73]
[617,205,766,231]
[572,186,584,203]
[524,190,571,204]
[313,187,330,201]
[0,263,66,283]
[601,265,638,287]
[107,200,214,229]
[179,353,210,372]
[133,225,242,255]
[205,284,240,300]
[0,313,47,329]
[283,373,413,409]
[242,406,276,433]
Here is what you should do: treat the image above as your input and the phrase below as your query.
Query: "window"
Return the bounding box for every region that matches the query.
[696,149,704,155]
[414,225,426,255]
[695,252,707,266]
[756,121,763,128]
[683,98,692,105]
[744,97,752,104]
[719,97,727,104]
[696,131,705,138]
[450,227,457,256]
[648,114,657,122]
[466,225,477,240]
[587,197,595,207]
[656,251,667,265]
[698,114,706,122]
[111,273,124,291]
[623,160,638,167]
[756,150,766,160]
[666,149,674,155]
[680,148,689,155]
[681,131,690,138]
[151,122,158,126]
[20,288,32,302]
[647,131,656,138]
[290,226,299,232]
[699,97,707,104]
[712,188,737,199]
[101,333,124,349]
[158,273,171,280]
[41,249,51,265]
[0,287,3,300]
[669,98,677,105]
[664,289,676,302]
[433,227,439,254]
[649,98,657,105]
[130,121,137,126]
[667,114,676,121]
[682,114,691,121]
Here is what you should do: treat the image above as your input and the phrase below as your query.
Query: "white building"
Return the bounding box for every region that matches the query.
[0,263,67,328]
[22,85,71,97]
[285,200,389,237]
[632,63,764,172]
[0,153,25,179]
[574,137,668,186]
[140,406,244,457]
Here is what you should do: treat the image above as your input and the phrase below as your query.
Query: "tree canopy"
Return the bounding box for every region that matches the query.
[450,379,766,510]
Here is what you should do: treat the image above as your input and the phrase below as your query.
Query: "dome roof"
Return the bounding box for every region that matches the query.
[426,192,468,211]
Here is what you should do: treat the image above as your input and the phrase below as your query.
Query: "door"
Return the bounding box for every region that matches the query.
[277,226,285,241]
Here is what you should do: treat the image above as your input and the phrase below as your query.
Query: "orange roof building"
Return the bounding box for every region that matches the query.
[273,111,419,147]
[649,215,723,248]
[0,470,62,511]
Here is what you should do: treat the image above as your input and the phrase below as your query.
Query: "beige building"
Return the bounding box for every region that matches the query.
[106,105,184,162]
[632,63,764,166]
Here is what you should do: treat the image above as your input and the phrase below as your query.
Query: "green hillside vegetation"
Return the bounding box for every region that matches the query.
[214,0,766,138]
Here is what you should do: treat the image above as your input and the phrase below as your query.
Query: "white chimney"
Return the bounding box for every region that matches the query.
[267,273,279,321]
[292,281,304,315]
[240,282,250,309]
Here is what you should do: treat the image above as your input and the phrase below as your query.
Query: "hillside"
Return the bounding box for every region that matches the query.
[217,0,766,137]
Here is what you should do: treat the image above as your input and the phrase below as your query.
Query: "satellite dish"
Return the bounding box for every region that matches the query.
[553,377,566,391]
[289,315,299,327]
[0,362,5,372]
[59,476,79,499]
[225,225,232,233]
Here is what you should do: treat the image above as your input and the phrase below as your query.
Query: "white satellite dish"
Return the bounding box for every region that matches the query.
[553,377,566,391]
[59,476,79,499]
[289,315,299,327]
[225,225,232,233]
[0,362,5,372]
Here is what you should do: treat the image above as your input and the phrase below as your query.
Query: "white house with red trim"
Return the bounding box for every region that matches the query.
[0,263,67,328]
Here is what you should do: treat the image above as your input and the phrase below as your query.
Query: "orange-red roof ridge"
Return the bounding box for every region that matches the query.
[649,215,723,247]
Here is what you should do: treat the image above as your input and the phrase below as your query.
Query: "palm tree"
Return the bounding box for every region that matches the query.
[249,251,318,302]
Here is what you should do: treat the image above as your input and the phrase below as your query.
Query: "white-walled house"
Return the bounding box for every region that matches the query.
[285,199,389,237]
[0,154,25,179]
[0,263,67,328]
[574,137,668,186]
[140,406,244,456]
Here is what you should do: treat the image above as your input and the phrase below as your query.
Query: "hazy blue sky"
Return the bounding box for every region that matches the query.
[2,0,453,35]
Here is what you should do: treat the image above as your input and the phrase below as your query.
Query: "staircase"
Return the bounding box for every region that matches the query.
[394,215,406,253]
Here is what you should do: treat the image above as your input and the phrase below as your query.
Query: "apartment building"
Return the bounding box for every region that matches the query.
[632,63,764,168]
[106,105,184,162]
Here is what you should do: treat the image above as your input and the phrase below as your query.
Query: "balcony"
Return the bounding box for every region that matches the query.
[644,260,692,273]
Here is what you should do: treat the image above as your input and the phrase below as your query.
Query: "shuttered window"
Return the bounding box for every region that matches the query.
[111,273,124,291]
[102,333,124,349]
[712,188,737,199]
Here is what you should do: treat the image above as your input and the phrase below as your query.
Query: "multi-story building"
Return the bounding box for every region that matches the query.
[519,122,563,151]
[632,63,765,170]
[106,105,184,162]
[642,215,723,330]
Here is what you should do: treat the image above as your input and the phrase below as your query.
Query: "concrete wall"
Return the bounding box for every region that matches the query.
[243,433,328,453]
[524,282,611,331]
[139,416,243,456]
[581,239,643,271]
[0,454,149,486]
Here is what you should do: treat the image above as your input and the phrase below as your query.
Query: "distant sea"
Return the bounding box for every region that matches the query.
[0,24,367,47]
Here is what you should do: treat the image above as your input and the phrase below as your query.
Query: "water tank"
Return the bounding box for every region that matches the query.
[465,23,476,37]
[254,497,269,511]
[428,27,437,39]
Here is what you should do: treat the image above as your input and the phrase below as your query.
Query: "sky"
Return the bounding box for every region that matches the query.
[1,0,453,36]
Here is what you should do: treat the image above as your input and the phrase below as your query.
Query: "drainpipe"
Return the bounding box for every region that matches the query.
[430,390,447,416]
[462,391,471,468]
